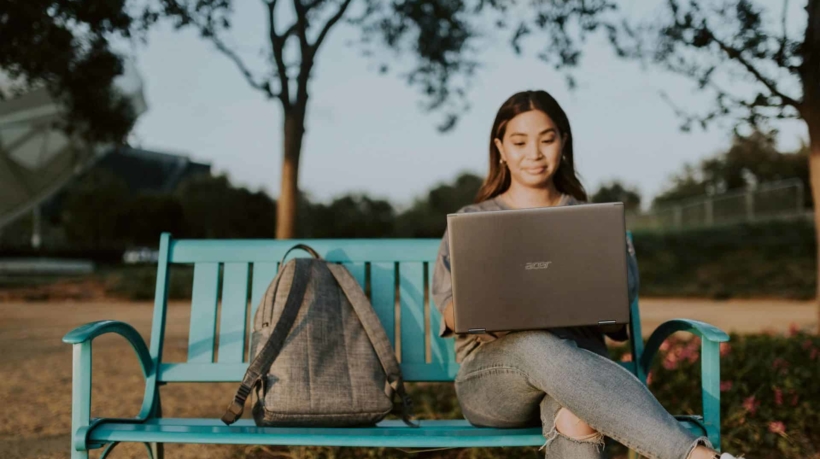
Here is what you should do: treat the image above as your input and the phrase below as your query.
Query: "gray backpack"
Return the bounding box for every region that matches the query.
[221,244,416,428]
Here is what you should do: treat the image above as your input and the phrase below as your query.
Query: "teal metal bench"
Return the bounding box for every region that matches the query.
[63,232,729,458]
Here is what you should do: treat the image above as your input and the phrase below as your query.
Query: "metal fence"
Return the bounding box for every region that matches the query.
[626,178,810,231]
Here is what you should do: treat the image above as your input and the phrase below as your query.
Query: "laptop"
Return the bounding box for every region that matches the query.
[447,202,630,334]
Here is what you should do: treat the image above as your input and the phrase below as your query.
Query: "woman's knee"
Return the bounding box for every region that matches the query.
[540,406,605,456]
[555,407,598,438]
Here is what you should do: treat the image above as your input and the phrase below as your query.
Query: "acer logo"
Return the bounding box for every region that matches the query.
[525,261,552,270]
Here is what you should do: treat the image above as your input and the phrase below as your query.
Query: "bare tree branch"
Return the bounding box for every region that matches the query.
[208,32,276,99]
[773,0,801,72]
[303,0,329,10]
[292,0,311,53]
[704,77,799,119]
[171,2,277,101]
[658,70,801,136]
[703,20,801,110]
[266,0,292,107]
[282,22,300,40]
[780,0,790,57]
[312,0,354,52]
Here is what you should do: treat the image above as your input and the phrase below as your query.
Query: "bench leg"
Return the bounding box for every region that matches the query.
[149,388,164,459]
[71,343,92,459]
[150,441,163,459]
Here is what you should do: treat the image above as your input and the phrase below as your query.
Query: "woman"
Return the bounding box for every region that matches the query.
[431,90,742,459]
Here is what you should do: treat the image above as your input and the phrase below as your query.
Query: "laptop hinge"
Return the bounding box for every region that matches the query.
[467,328,486,334]
[598,320,617,325]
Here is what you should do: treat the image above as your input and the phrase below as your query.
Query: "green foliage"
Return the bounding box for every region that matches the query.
[610,330,820,458]
[633,219,816,299]
[300,194,395,239]
[61,171,277,247]
[652,164,711,206]
[175,174,277,238]
[105,265,193,300]
[394,173,483,238]
[653,131,810,208]
[0,0,143,143]
[126,193,186,245]
[591,180,642,211]
[62,169,132,248]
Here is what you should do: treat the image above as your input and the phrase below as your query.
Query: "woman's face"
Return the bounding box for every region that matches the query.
[494,109,567,189]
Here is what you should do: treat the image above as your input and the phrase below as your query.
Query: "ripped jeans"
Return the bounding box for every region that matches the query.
[454,330,710,459]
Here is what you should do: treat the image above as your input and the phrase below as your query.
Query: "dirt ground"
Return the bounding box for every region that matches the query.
[0,297,815,459]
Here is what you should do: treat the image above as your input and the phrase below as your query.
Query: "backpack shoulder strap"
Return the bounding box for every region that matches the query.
[221,257,311,425]
[325,263,419,427]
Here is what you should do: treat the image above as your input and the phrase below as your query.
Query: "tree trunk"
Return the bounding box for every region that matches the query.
[276,109,306,239]
[810,124,820,333]
[794,0,819,329]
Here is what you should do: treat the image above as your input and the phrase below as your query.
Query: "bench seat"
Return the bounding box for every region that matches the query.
[89,418,707,448]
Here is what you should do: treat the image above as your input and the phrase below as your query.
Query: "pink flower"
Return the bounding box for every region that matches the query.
[802,339,813,350]
[686,351,699,364]
[773,387,783,406]
[811,348,819,360]
[720,381,733,392]
[742,396,760,415]
[772,358,789,371]
[620,353,633,362]
[788,323,800,337]
[719,342,732,357]
[663,352,680,370]
[682,338,701,363]
[768,421,786,435]
[679,346,699,364]
[791,394,799,407]
[646,371,654,386]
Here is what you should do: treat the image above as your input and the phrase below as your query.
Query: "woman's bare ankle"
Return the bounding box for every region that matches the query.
[688,445,718,459]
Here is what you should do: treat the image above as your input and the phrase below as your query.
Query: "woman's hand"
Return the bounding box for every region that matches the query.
[443,300,456,332]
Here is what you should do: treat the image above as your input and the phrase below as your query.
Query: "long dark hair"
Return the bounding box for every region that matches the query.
[474,90,588,204]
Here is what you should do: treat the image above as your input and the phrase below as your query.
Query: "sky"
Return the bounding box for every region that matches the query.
[124,0,808,211]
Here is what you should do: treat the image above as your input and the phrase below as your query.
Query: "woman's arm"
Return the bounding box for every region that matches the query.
[432,228,458,338]
[603,237,640,342]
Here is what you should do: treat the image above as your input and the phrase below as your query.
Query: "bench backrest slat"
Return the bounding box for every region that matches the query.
[250,262,279,322]
[399,262,426,364]
[188,262,220,363]
[218,262,250,362]
[169,239,440,263]
[370,262,397,348]
[342,262,367,292]
[428,265,455,364]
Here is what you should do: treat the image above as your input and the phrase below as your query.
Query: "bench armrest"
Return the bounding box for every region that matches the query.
[639,318,729,450]
[640,319,728,371]
[63,320,153,377]
[63,320,157,452]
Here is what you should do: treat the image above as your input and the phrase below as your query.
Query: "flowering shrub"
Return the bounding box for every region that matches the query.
[611,326,820,458]
[245,329,820,459]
